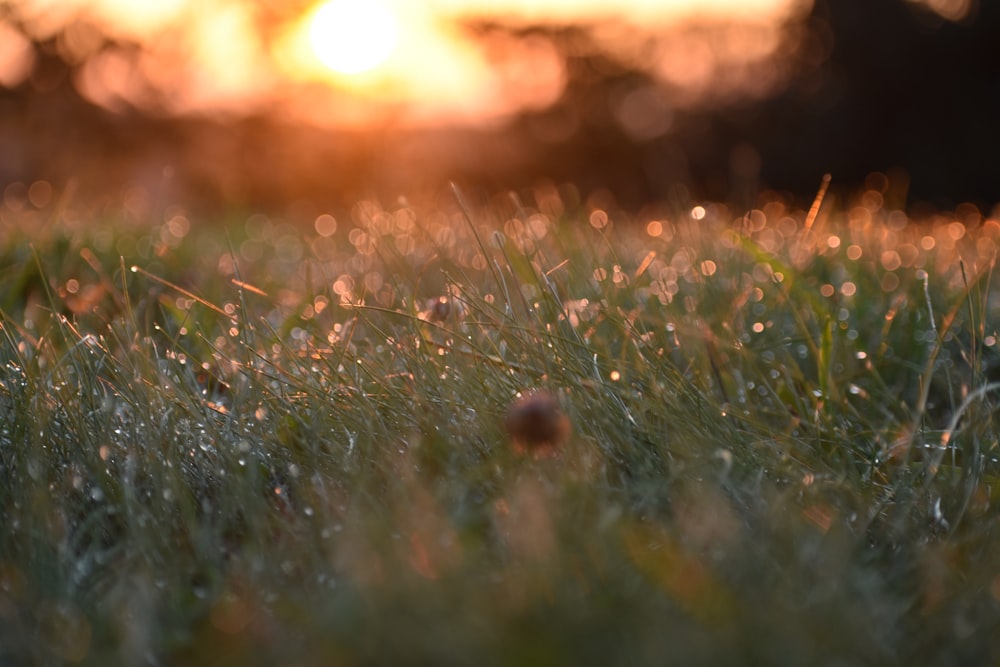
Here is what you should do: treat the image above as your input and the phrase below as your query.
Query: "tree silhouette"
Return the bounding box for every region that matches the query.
[724,0,1000,209]
[0,0,997,214]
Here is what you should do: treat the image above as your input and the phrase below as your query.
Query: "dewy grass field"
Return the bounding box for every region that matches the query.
[2,185,1000,665]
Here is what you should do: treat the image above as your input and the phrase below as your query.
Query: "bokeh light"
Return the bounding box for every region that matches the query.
[0,0,810,125]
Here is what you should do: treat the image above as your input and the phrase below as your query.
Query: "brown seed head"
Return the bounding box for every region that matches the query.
[422,295,465,323]
[504,390,570,457]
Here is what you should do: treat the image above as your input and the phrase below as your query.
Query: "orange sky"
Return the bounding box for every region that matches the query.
[0,0,823,124]
[0,0,970,129]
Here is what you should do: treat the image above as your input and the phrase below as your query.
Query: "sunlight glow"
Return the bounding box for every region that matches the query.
[428,0,802,22]
[308,0,399,75]
[7,0,808,126]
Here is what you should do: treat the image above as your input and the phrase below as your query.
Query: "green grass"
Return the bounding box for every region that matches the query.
[2,188,1000,665]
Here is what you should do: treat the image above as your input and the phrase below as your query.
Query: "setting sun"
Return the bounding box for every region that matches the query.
[308,0,398,75]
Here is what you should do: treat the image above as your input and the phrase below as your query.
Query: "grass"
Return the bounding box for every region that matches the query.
[1,186,1000,665]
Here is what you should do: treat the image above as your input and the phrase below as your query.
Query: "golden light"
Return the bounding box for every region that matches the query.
[308,0,399,75]
[9,0,808,126]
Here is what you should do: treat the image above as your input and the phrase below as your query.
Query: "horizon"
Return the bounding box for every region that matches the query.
[2,0,811,126]
[0,0,995,214]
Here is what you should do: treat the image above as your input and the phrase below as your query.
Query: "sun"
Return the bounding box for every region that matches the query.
[308,0,399,75]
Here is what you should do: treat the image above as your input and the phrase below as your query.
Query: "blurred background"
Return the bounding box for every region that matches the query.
[0,0,996,219]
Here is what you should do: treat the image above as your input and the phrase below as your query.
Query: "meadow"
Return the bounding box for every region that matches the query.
[1,183,999,665]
